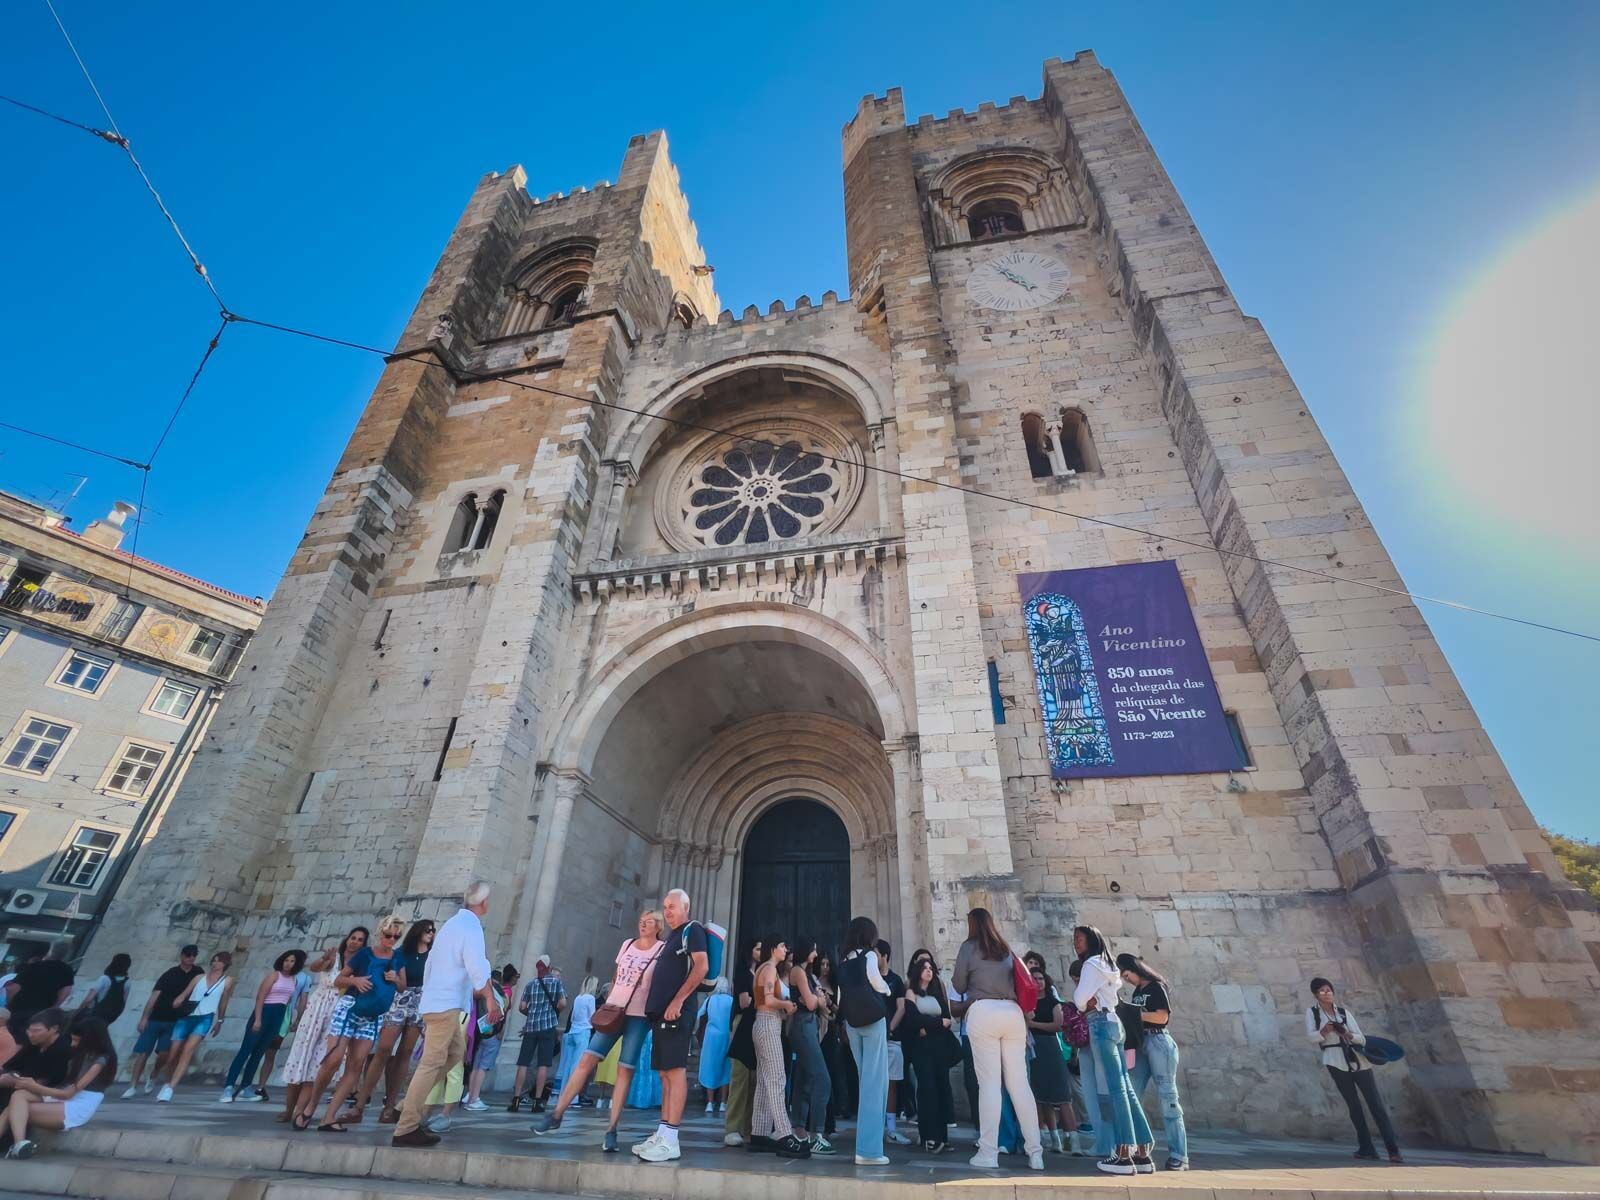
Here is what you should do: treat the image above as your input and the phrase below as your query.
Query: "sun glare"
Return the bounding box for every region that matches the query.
[1420,184,1600,546]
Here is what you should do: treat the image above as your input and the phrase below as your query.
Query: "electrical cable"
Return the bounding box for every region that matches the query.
[223,313,1600,645]
[0,93,123,143]
[42,0,228,312]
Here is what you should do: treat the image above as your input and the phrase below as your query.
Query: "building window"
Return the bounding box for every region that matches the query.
[1023,408,1100,479]
[98,599,144,642]
[1224,711,1253,768]
[498,240,597,336]
[1021,414,1054,479]
[671,299,698,329]
[0,809,16,844]
[188,626,226,662]
[444,490,506,554]
[684,438,840,547]
[3,717,73,775]
[56,650,114,694]
[149,679,200,720]
[0,622,13,658]
[0,565,48,609]
[49,827,119,890]
[968,199,1026,241]
[106,743,165,798]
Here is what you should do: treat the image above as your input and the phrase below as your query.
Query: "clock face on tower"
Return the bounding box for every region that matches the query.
[966,251,1071,311]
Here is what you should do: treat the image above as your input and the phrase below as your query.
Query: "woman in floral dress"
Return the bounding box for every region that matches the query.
[278,927,365,1124]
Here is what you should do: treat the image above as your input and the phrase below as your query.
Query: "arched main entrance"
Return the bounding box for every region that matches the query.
[738,799,850,963]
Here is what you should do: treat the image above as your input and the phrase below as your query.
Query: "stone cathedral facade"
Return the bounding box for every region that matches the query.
[94,54,1597,1157]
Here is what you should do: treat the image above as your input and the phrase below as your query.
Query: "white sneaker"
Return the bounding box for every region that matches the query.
[856,1154,891,1166]
[144,1079,157,1095]
[235,1089,262,1103]
[463,1099,489,1112]
[632,1133,660,1157]
[704,1102,714,1113]
[1028,1151,1045,1171]
[969,1151,1000,1169]
[425,1114,451,1133]
[723,1132,745,1147]
[121,1085,139,1099]
[887,1129,913,1145]
[638,1136,681,1163]
[156,1086,174,1103]
[218,1088,235,1103]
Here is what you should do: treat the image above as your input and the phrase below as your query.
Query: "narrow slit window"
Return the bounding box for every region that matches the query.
[432,717,459,782]
[1021,414,1054,479]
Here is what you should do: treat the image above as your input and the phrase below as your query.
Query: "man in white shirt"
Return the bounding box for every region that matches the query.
[392,880,502,1147]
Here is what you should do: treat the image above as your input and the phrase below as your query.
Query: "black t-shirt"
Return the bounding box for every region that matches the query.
[9,960,74,1022]
[733,962,755,1012]
[149,964,203,1023]
[1033,993,1061,1024]
[644,920,708,1018]
[1129,980,1172,1030]
[2,1031,72,1087]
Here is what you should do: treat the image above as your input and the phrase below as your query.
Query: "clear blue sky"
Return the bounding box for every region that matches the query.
[3,3,1597,837]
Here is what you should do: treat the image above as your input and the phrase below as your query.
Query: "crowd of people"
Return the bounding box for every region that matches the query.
[0,887,1404,1170]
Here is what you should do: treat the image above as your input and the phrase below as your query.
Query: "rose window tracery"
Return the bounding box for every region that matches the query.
[687,440,837,545]
[659,416,864,552]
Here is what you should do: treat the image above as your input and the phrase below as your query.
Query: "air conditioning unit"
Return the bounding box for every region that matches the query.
[5,889,47,916]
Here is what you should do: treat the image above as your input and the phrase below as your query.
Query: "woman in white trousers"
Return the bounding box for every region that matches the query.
[950,907,1043,1171]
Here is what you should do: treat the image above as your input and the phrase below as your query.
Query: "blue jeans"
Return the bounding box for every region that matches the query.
[1077,1035,1113,1155]
[847,1018,888,1159]
[1130,1029,1187,1164]
[1087,1011,1152,1150]
[789,1011,831,1133]
[224,1003,287,1090]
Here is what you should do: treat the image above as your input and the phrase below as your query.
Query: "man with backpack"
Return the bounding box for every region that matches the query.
[633,888,708,1163]
[75,954,131,1027]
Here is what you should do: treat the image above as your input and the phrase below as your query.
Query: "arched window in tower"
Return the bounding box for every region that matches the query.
[444,489,506,553]
[498,240,597,336]
[671,299,697,329]
[1058,407,1099,475]
[969,198,1025,241]
[1021,413,1054,479]
[927,148,1079,248]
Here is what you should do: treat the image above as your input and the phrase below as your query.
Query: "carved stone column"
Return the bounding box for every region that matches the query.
[523,770,587,963]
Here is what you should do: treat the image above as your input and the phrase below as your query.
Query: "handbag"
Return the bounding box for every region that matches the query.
[933,1025,963,1071]
[1062,1002,1090,1049]
[838,954,887,1028]
[590,1002,627,1036]
[1012,955,1040,1013]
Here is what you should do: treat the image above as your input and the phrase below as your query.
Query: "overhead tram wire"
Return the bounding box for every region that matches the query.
[0,93,123,144]
[0,420,147,470]
[42,0,229,314]
[222,312,1600,646]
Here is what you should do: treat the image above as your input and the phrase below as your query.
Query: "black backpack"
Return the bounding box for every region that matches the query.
[838,955,888,1028]
[93,975,128,1024]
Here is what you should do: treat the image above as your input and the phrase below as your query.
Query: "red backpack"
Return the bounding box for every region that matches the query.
[1012,955,1040,1013]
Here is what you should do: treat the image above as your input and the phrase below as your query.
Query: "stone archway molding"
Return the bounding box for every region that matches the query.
[547,601,912,778]
[608,352,889,472]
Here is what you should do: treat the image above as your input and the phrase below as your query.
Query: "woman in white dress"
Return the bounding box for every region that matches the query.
[278,927,364,1124]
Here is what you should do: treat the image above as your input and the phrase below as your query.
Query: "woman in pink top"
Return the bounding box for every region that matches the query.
[531,909,665,1153]
[221,949,307,1102]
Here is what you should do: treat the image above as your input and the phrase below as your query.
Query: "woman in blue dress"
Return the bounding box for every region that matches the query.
[697,977,734,1112]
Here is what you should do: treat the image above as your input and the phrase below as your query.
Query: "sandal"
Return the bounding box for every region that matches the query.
[293,1113,312,1131]
[317,1121,348,1133]
[379,1106,401,1125]
[340,1105,365,1124]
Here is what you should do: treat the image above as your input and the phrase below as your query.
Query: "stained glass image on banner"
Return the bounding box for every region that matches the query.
[1026,593,1114,769]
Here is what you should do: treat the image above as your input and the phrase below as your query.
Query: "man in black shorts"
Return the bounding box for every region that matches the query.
[632,888,707,1164]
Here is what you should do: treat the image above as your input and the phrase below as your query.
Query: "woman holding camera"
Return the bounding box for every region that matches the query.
[1306,978,1401,1162]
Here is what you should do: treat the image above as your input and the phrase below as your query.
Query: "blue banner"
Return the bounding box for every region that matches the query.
[1019,561,1243,778]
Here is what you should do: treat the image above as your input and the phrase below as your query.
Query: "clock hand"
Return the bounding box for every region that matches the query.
[995,266,1036,290]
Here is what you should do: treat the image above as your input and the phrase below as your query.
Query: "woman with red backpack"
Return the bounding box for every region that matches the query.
[951,907,1043,1172]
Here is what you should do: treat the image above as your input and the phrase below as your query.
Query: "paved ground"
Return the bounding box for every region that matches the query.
[64,1087,1600,1196]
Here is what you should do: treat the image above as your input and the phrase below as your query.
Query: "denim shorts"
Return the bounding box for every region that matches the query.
[474,1036,504,1072]
[132,1020,176,1055]
[584,1015,650,1069]
[172,1013,214,1042]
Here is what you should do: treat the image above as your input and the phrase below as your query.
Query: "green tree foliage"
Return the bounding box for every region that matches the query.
[1545,828,1600,902]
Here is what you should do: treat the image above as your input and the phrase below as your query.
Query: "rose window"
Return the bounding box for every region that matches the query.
[686,440,838,546]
